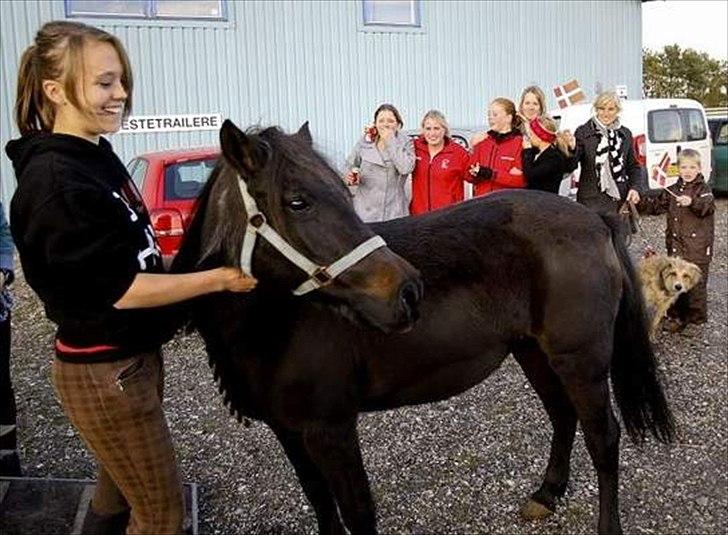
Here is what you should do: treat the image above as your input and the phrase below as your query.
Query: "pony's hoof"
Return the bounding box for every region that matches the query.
[520,499,554,520]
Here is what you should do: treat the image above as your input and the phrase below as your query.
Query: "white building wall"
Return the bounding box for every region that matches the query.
[1,0,643,210]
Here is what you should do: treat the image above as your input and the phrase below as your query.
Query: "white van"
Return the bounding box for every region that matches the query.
[551,99,712,197]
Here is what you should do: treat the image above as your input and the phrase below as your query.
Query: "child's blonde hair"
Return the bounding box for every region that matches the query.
[15,20,133,135]
[677,148,701,167]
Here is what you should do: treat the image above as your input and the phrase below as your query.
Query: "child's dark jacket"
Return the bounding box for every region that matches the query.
[639,175,715,264]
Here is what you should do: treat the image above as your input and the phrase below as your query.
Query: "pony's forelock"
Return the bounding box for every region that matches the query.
[189,125,348,268]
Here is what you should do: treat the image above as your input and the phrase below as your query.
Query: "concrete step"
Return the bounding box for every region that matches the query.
[0,476,198,535]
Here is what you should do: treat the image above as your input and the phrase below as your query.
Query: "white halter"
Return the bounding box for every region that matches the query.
[236,175,387,296]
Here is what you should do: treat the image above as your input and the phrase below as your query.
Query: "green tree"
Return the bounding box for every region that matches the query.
[643,45,727,107]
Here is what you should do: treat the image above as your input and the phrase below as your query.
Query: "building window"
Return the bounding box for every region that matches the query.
[66,0,227,21]
[362,0,421,27]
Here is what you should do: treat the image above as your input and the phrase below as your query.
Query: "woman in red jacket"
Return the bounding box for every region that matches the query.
[468,98,525,196]
[410,110,470,215]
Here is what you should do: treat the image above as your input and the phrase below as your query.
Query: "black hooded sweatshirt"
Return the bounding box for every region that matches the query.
[7,133,175,362]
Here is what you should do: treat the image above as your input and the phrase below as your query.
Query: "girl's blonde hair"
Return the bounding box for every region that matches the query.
[15,20,133,135]
[592,90,622,115]
[491,97,522,131]
[519,85,547,117]
[420,109,450,136]
[531,114,571,157]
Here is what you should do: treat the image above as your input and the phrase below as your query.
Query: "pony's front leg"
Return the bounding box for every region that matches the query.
[271,426,346,535]
[303,422,377,535]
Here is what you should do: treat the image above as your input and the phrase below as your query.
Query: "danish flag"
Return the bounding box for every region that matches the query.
[553,79,586,109]
[652,151,670,187]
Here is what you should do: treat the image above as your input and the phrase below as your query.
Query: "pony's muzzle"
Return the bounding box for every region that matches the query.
[674,283,683,292]
[343,248,422,333]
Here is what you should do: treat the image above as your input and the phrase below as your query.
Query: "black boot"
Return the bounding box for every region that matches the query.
[0,450,21,477]
[81,507,130,535]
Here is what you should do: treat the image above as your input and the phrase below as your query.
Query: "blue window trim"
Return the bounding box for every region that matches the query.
[65,0,229,24]
[359,0,425,34]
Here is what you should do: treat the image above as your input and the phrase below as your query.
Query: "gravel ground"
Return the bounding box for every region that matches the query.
[8,199,728,534]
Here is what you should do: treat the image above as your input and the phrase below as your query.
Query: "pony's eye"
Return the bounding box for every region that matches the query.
[287,198,310,211]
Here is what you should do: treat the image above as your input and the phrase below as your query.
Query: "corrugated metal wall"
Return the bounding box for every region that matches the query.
[1,0,643,212]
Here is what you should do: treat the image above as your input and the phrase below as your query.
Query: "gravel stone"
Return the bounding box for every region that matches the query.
[9,199,727,534]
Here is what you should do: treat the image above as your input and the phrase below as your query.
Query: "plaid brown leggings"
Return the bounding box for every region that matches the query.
[52,350,184,534]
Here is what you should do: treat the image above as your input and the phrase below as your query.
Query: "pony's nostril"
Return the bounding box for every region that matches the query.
[399,281,420,320]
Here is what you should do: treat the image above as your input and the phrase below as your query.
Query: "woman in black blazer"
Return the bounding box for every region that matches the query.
[564,91,646,214]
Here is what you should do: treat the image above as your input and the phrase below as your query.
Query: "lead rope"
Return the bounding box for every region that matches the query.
[620,200,658,257]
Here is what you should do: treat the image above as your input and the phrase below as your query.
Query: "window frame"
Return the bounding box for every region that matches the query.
[359,0,425,34]
[65,0,229,24]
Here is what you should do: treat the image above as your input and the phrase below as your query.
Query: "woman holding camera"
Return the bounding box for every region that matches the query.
[344,103,415,222]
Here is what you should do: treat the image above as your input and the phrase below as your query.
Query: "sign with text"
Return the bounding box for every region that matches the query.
[121,113,222,134]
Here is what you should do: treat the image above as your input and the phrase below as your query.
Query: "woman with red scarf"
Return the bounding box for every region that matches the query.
[410,110,470,215]
[522,115,573,194]
[468,98,525,196]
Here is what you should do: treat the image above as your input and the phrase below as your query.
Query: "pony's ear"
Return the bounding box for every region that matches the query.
[220,119,270,177]
[297,121,312,145]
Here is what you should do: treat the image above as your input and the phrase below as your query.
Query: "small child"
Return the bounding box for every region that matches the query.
[640,149,715,330]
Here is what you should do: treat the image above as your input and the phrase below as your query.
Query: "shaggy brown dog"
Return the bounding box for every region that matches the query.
[638,254,702,337]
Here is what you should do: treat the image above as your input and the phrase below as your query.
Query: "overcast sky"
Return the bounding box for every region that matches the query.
[643,0,728,60]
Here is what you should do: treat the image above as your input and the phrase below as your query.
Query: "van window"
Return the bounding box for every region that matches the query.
[648,109,707,143]
[164,158,217,200]
[685,110,707,141]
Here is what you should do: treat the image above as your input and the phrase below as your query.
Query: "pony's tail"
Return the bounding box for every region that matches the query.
[602,215,676,444]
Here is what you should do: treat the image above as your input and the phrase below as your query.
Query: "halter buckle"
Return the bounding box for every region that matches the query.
[312,267,333,286]
[250,213,266,228]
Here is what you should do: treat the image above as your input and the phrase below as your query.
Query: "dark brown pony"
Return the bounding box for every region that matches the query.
[172,120,674,535]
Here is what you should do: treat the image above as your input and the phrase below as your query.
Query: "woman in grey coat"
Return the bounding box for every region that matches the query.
[345,104,415,222]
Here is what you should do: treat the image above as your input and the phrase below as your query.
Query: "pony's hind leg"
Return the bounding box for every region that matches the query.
[303,422,376,535]
[512,339,577,519]
[271,426,345,535]
[552,349,622,535]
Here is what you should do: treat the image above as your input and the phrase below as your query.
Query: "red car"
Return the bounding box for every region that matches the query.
[126,147,220,267]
